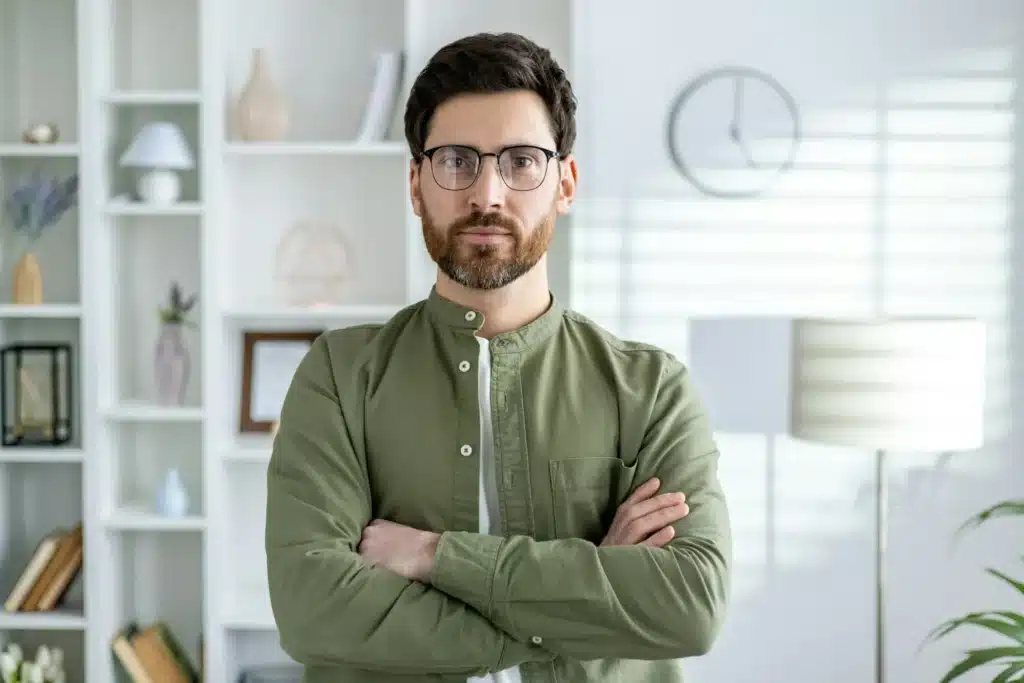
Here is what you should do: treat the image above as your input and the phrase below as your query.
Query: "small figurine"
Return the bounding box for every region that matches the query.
[21,123,60,145]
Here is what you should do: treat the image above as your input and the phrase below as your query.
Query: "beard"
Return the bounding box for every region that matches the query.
[421,202,556,290]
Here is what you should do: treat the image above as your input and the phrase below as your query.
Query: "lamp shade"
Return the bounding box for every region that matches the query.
[119,122,194,169]
[789,317,986,452]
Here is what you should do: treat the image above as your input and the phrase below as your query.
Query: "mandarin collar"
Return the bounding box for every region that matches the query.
[424,285,564,352]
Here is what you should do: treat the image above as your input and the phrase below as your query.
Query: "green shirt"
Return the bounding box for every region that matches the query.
[265,287,732,683]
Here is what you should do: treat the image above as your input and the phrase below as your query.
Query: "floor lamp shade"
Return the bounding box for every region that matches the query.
[789,317,986,452]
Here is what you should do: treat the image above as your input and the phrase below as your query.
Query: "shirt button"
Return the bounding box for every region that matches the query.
[531,636,543,645]
[460,444,473,457]
[465,311,477,321]
[458,360,471,372]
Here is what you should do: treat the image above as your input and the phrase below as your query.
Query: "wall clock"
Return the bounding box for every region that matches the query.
[666,66,801,199]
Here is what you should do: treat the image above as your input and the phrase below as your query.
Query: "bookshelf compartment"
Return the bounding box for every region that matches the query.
[114,216,202,409]
[112,423,203,519]
[0,319,83,451]
[224,155,408,310]
[0,0,79,145]
[224,0,405,143]
[112,0,199,93]
[0,157,81,306]
[0,630,84,683]
[110,533,203,673]
[107,103,201,206]
[0,463,83,616]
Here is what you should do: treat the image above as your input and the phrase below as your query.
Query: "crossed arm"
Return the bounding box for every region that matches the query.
[265,337,732,675]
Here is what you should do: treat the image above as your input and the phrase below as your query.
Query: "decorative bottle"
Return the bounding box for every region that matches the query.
[155,468,189,518]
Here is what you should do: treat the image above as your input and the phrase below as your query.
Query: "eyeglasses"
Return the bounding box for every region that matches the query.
[420,144,560,192]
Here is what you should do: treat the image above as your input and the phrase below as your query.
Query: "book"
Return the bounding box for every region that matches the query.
[3,531,62,611]
[355,51,405,143]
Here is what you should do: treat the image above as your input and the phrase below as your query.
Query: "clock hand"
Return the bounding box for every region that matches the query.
[729,76,761,169]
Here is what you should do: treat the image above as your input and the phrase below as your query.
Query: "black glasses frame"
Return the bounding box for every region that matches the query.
[419,144,561,191]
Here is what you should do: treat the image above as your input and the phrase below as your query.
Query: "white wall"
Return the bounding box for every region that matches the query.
[569,1,1023,682]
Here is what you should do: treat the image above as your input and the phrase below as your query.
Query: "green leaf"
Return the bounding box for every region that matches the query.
[925,612,1024,645]
[987,568,1024,598]
[993,661,1024,683]
[939,646,1024,683]
[957,500,1024,537]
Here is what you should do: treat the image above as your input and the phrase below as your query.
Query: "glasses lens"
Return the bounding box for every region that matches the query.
[499,146,550,190]
[431,145,479,191]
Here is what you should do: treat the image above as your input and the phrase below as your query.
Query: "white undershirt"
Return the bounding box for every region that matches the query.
[468,336,523,683]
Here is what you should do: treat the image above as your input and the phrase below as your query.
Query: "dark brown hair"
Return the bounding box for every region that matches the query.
[404,32,577,159]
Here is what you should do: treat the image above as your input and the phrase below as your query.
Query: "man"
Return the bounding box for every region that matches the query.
[265,32,731,683]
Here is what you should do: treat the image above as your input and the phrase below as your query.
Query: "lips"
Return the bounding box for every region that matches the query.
[459,227,510,235]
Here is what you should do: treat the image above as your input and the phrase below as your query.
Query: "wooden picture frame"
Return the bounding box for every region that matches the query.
[239,330,322,433]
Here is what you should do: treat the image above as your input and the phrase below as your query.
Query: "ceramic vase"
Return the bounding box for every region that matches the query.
[154,322,190,404]
[235,48,289,141]
[12,252,43,304]
[155,468,189,518]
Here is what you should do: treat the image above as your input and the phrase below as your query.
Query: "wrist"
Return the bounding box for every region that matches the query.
[419,531,441,583]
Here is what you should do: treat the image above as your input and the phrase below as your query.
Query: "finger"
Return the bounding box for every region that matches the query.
[624,502,689,544]
[623,477,661,505]
[622,491,686,524]
[640,525,676,547]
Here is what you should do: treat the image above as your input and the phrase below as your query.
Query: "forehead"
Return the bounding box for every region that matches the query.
[424,90,556,149]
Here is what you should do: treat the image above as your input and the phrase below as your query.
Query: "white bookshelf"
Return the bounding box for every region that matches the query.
[2,0,579,681]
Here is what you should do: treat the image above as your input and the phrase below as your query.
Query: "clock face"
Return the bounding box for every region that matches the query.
[666,66,801,198]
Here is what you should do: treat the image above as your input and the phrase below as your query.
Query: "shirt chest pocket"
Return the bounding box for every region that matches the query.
[549,457,638,543]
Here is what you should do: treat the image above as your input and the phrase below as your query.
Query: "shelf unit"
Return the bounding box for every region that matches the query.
[3,0,580,680]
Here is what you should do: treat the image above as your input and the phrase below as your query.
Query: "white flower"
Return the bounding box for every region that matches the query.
[6,645,22,663]
[0,653,16,682]
[22,661,42,683]
[49,649,62,671]
[33,646,50,671]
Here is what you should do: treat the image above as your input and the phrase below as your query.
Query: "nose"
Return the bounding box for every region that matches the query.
[467,155,506,211]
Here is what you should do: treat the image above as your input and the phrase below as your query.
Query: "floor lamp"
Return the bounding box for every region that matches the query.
[787,317,986,683]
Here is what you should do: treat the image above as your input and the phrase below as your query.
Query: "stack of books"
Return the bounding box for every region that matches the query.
[3,522,83,612]
[112,621,200,683]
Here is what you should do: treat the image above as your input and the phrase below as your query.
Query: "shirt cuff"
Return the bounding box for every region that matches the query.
[430,531,504,620]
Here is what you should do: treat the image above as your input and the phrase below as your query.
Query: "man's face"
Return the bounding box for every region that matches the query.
[409,90,576,290]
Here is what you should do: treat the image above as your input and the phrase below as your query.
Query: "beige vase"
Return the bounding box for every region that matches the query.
[12,252,43,304]
[235,48,289,141]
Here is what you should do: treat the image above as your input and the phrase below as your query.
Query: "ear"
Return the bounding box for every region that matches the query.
[409,158,424,217]
[555,154,577,215]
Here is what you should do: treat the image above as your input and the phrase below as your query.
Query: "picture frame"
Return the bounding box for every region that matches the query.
[0,343,73,447]
[239,330,322,433]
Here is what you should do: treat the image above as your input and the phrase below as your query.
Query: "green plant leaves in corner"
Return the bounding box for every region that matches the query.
[925,499,1024,682]
[955,500,1024,538]
[936,646,1024,683]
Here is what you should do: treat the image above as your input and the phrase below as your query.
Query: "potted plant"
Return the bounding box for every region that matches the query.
[922,499,1024,682]
[0,643,65,683]
[154,281,197,405]
[2,171,78,304]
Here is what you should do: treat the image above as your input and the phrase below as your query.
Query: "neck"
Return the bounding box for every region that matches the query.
[435,256,552,338]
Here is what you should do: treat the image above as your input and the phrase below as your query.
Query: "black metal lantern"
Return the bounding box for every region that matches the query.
[0,344,73,447]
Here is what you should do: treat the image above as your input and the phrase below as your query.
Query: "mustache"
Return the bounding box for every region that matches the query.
[450,211,519,234]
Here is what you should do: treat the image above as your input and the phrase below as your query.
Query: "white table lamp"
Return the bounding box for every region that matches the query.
[788,316,986,683]
[119,122,194,205]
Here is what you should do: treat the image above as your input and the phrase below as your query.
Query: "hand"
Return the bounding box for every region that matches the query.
[358,519,440,583]
[600,477,689,547]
